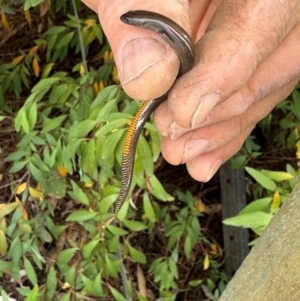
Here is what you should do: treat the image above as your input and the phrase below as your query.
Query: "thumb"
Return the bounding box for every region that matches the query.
[94,1,192,100]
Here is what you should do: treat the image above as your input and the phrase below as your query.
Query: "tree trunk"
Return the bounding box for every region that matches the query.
[219,180,300,301]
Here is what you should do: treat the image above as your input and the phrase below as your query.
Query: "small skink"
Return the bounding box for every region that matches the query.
[114,10,196,214]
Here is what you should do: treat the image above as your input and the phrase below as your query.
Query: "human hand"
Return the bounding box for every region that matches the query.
[82,0,300,182]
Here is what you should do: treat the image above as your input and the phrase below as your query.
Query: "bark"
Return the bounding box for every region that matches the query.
[219,180,300,301]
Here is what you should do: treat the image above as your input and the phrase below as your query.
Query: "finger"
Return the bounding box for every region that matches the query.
[156,20,300,138]
[189,0,222,39]
[186,125,254,182]
[161,79,298,166]
[193,21,300,128]
[167,0,300,129]
[93,0,197,100]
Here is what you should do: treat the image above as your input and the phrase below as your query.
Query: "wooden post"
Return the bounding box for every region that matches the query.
[220,162,249,277]
[219,180,300,301]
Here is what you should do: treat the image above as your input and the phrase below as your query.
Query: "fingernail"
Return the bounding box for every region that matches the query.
[203,159,223,182]
[169,121,190,139]
[190,92,221,129]
[121,38,167,84]
[182,139,212,163]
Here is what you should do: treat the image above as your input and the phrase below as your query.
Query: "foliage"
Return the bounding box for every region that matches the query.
[1,1,299,300]
[0,1,224,300]
[226,84,300,241]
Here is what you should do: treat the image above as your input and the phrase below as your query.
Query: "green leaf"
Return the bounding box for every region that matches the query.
[58,292,71,301]
[96,118,128,136]
[24,0,44,9]
[14,107,29,133]
[261,169,294,182]
[31,153,49,172]
[122,220,147,232]
[2,6,16,14]
[32,135,46,145]
[149,175,174,201]
[9,161,27,173]
[47,34,58,54]
[81,140,96,174]
[45,216,67,240]
[101,131,124,160]
[81,273,104,297]
[223,211,273,229]
[26,101,37,132]
[49,83,72,105]
[94,99,119,121]
[238,197,272,215]
[42,63,55,78]
[116,199,130,221]
[126,241,146,263]
[0,259,13,274]
[56,32,74,49]
[107,235,120,253]
[105,254,118,278]
[66,210,98,222]
[168,257,178,279]
[136,292,151,301]
[188,279,202,287]
[28,162,44,182]
[0,289,11,301]
[137,136,153,176]
[143,193,157,222]
[41,115,67,133]
[245,167,277,191]
[24,257,37,285]
[45,26,67,35]
[68,120,97,140]
[57,248,78,265]
[5,151,29,162]
[92,24,103,43]
[90,86,118,110]
[68,180,90,205]
[150,129,161,161]
[46,266,57,300]
[25,285,39,301]
[106,224,128,236]
[0,229,8,255]
[99,195,117,214]
[47,147,57,168]
[0,202,19,220]
[109,286,128,301]
[82,239,100,259]
[31,77,60,93]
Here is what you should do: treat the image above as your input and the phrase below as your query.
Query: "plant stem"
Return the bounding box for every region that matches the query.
[71,0,88,75]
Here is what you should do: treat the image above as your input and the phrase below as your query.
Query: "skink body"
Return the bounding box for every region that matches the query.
[115,10,195,214]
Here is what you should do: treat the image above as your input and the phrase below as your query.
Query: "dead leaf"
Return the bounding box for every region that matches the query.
[195,198,206,213]
[137,264,147,297]
[32,57,40,77]
[203,254,210,270]
[24,10,32,29]
[12,55,25,65]
[16,182,27,195]
[57,166,68,177]
[28,45,39,56]
[29,186,43,199]
[40,0,50,17]
[1,12,11,32]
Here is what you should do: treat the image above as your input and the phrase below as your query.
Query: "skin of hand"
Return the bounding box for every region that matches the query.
[82,0,300,182]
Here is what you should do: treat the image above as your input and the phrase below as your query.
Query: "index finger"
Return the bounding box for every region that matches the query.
[168,0,300,129]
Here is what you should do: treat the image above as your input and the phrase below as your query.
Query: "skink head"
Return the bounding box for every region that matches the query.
[121,10,195,76]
